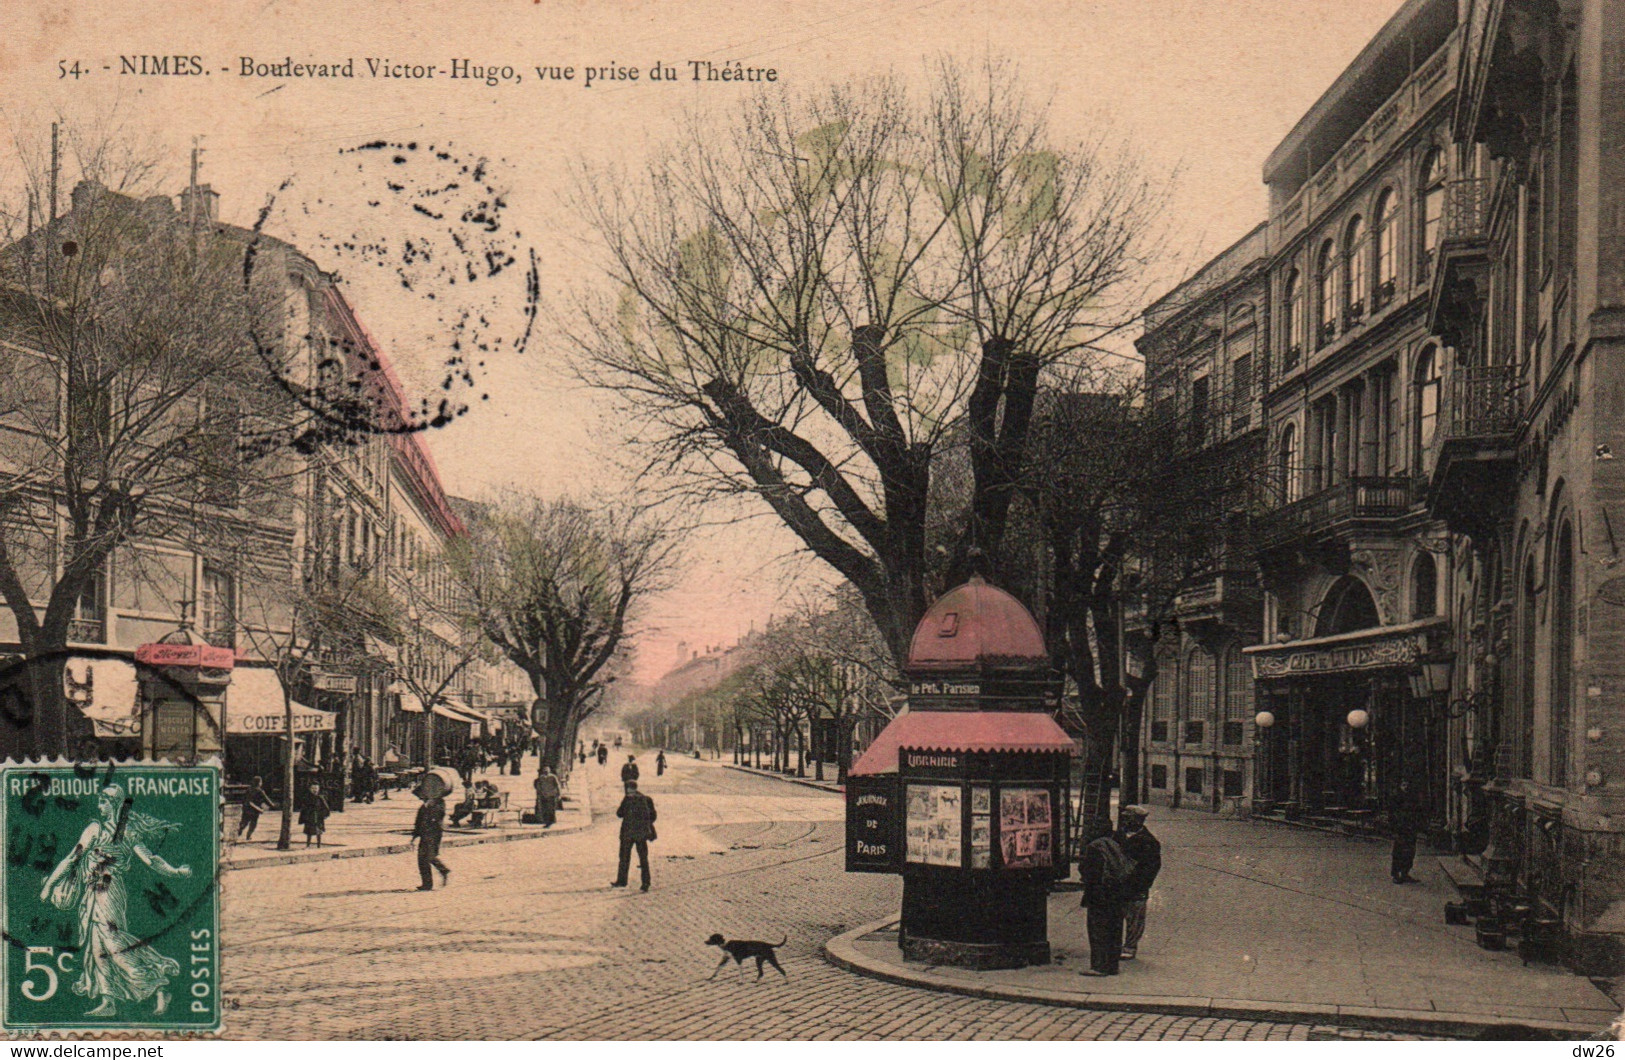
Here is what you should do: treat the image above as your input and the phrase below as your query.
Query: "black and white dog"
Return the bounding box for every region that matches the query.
[705,932,788,980]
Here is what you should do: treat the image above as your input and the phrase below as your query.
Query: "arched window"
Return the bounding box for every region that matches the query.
[1411,552,1437,618]
[1420,148,1446,273]
[1550,521,1574,788]
[1317,239,1339,345]
[1344,215,1367,319]
[1415,345,1441,457]
[1374,188,1397,296]
[1223,644,1252,724]
[1315,576,1381,637]
[1279,423,1300,503]
[1283,269,1304,368]
[1184,645,1216,745]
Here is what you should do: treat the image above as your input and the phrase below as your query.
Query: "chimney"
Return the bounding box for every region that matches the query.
[178,183,220,224]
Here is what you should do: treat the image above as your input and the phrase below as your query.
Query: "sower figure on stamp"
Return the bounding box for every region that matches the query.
[1078,828,1135,976]
[1115,805,1162,960]
[411,783,451,891]
[236,775,276,842]
[611,780,657,892]
[40,785,192,1017]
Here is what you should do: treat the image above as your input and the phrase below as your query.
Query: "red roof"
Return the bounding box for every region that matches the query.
[849,710,1075,776]
[907,575,1048,671]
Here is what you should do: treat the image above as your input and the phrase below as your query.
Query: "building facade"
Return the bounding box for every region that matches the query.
[1147,0,1625,971]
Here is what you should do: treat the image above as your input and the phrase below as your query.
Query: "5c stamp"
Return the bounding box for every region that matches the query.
[1,762,220,1033]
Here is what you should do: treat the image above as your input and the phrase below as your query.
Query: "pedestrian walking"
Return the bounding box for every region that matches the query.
[1389,779,1424,884]
[298,782,330,848]
[655,750,666,777]
[611,780,658,892]
[596,744,609,767]
[457,744,477,788]
[236,776,275,841]
[1079,828,1135,976]
[1115,806,1162,960]
[533,766,562,828]
[620,754,640,785]
[412,784,451,891]
[578,742,588,765]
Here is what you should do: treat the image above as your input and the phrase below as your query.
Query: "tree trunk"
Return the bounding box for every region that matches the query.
[278,683,296,850]
[796,726,806,778]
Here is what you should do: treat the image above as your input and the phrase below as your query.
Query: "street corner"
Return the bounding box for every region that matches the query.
[0,761,222,1033]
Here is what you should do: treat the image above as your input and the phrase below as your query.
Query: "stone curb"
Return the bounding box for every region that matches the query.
[222,774,594,872]
[723,762,844,795]
[822,915,1611,1040]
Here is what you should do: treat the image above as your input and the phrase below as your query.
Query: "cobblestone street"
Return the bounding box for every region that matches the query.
[216,755,1421,1040]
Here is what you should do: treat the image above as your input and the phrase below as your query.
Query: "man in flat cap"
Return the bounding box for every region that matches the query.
[1116,805,1162,960]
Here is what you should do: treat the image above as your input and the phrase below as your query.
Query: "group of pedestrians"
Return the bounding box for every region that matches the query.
[1078,804,1163,977]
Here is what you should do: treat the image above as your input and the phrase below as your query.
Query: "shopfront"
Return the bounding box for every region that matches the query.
[223,665,338,790]
[1246,618,1449,829]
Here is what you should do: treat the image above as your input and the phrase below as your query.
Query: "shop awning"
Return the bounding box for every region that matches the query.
[226,667,336,735]
[432,702,476,726]
[849,710,1076,777]
[66,656,141,738]
[396,686,426,713]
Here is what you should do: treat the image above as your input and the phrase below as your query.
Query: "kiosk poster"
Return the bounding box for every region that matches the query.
[969,785,993,869]
[998,788,1054,869]
[905,783,962,867]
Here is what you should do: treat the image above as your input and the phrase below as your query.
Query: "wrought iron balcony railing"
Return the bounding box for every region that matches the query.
[67,618,105,644]
[1255,475,1416,553]
[1443,178,1490,245]
[1449,363,1523,439]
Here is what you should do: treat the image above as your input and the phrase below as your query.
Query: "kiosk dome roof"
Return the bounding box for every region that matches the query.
[907,575,1047,671]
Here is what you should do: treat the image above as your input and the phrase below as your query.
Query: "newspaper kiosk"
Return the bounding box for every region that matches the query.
[846,576,1074,969]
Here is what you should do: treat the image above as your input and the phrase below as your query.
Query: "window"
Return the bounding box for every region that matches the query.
[1283,269,1304,369]
[1189,375,1210,446]
[1184,720,1205,745]
[1415,345,1441,457]
[1184,767,1204,795]
[70,565,107,643]
[1412,553,1437,618]
[1224,644,1252,725]
[1279,423,1300,503]
[1222,769,1244,798]
[1317,239,1339,345]
[1231,354,1252,430]
[1374,188,1398,299]
[1150,764,1168,790]
[1184,646,1215,743]
[1551,521,1575,788]
[201,566,236,648]
[1420,148,1446,274]
[1344,215,1367,321]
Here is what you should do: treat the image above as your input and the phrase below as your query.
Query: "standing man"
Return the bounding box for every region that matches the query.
[1116,806,1162,960]
[533,765,562,828]
[1079,828,1133,976]
[596,744,609,767]
[611,780,658,892]
[411,782,451,891]
[656,750,666,777]
[1389,779,1424,884]
[620,754,640,785]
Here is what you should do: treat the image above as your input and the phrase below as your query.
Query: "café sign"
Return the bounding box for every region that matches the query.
[1248,628,1429,680]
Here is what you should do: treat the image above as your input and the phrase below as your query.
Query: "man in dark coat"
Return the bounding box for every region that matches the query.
[620,755,640,785]
[1079,829,1133,975]
[1389,779,1424,884]
[656,750,666,776]
[1116,805,1162,960]
[596,744,609,766]
[533,766,562,827]
[412,785,451,891]
[612,780,658,892]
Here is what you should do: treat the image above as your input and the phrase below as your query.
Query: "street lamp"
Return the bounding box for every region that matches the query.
[1409,650,1488,720]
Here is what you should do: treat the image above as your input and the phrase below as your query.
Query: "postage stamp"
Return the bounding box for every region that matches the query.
[1,762,221,1033]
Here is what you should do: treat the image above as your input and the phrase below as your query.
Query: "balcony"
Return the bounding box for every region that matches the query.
[1427,363,1524,538]
[1428,177,1494,351]
[1255,476,1417,556]
[67,618,105,644]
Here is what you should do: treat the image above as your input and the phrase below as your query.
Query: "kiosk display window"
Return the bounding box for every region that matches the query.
[998,787,1053,868]
[905,783,963,866]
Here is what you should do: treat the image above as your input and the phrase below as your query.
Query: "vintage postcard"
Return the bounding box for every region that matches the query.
[0,0,1622,1045]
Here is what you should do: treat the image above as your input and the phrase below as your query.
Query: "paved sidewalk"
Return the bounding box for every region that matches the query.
[722,759,845,794]
[819,806,1621,1039]
[221,754,592,870]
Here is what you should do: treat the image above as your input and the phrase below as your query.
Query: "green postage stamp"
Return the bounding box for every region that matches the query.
[1,762,221,1033]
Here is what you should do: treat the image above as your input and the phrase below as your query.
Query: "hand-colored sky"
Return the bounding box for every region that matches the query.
[0,0,1407,680]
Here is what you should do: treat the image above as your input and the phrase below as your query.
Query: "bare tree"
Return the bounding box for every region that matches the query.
[570,60,1163,668]
[0,143,318,758]
[447,494,674,774]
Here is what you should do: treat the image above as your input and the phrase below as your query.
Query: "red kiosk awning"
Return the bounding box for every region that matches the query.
[850,711,1075,776]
